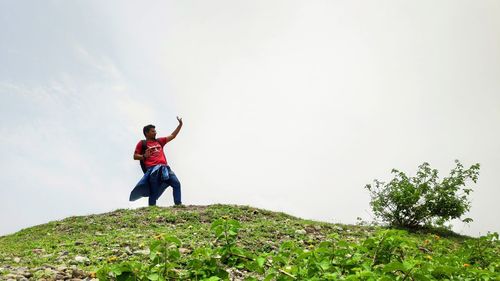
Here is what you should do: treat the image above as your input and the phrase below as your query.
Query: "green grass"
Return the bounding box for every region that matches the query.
[0,204,498,280]
[0,205,369,270]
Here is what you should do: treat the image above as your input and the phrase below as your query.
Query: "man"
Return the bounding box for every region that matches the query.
[129,116,183,206]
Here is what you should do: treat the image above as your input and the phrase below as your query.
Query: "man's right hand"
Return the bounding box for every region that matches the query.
[144,148,152,159]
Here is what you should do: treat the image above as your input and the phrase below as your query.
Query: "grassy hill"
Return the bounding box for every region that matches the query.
[0,205,498,280]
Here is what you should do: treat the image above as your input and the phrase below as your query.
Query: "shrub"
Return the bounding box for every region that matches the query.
[365,160,480,228]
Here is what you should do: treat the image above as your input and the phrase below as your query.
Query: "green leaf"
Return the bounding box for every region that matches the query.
[165,236,182,246]
[256,257,266,268]
[412,273,432,281]
[147,273,159,281]
[462,217,474,223]
[319,259,330,271]
[383,262,406,273]
[204,276,221,281]
[263,273,277,281]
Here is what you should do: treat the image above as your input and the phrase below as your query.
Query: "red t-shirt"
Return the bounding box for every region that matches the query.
[135,137,169,168]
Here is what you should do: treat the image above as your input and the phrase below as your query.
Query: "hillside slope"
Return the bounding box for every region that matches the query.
[0,205,498,280]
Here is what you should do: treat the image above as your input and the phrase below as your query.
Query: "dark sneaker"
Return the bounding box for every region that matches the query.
[173,204,186,208]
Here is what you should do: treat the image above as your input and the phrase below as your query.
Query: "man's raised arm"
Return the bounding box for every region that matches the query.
[165,116,183,142]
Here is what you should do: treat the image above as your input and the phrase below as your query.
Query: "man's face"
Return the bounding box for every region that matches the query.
[146,128,157,139]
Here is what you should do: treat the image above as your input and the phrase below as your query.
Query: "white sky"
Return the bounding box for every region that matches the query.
[1,0,499,237]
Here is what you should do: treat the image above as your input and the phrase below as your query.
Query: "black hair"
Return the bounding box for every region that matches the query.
[143,124,155,137]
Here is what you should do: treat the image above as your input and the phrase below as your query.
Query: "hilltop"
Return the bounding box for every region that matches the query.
[0,205,498,280]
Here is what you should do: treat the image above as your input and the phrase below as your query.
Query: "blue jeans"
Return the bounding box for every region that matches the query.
[148,165,182,206]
